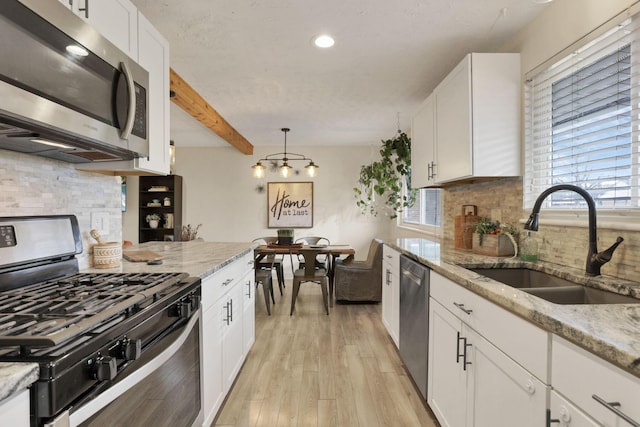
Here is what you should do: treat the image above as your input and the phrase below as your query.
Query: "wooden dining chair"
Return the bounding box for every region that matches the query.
[255,249,276,315]
[252,237,285,295]
[290,249,329,315]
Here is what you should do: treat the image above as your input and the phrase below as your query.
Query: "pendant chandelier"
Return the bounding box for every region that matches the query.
[251,128,319,178]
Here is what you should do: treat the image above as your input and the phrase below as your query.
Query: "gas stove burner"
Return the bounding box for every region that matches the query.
[0,272,192,348]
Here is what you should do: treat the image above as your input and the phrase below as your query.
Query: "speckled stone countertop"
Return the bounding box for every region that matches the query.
[388,237,640,378]
[0,363,38,403]
[84,241,257,278]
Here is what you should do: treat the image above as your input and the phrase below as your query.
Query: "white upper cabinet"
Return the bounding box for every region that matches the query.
[411,95,436,188]
[133,12,171,175]
[412,53,521,187]
[60,0,138,58]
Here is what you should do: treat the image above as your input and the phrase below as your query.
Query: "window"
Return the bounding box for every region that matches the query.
[524,15,640,211]
[400,187,441,233]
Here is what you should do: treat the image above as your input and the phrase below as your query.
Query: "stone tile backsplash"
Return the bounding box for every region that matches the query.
[0,150,122,269]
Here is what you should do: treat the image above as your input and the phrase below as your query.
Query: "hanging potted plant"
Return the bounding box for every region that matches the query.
[353,131,417,218]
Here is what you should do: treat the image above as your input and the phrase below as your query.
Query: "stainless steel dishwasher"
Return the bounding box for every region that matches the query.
[399,254,430,400]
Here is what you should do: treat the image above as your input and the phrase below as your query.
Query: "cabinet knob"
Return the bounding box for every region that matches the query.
[524,379,535,395]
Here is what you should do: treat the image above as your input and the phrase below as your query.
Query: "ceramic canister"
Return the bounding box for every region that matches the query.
[93,242,122,268]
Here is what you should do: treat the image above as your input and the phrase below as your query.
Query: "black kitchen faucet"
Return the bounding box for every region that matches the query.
[524,184,624,276]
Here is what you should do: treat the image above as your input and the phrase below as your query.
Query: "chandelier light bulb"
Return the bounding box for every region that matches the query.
[252,162,265,178]
[280,162,291,178]
[305,161,319,177]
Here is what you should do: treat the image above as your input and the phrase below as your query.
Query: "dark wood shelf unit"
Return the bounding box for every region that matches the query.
[139,175,183,243]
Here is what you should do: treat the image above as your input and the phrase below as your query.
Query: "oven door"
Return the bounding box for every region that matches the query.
[45,310,202,427]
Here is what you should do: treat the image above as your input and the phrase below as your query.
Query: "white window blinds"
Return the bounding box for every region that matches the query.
[524,14,640,210]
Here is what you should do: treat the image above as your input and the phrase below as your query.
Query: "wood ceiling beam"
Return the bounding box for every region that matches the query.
[169,68,253,155]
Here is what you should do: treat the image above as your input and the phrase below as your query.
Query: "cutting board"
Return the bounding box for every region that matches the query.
[123,250,163,262]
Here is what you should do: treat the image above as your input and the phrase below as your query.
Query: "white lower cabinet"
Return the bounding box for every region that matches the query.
[428,300,468,427]
[428,271,548,427]
[201,253,254,427]
[468,326,546,427]
[220,282,244,392]
[0,389,29,427]
[242,270,255,355]
[381,245,400,347]
[550,335,640,427]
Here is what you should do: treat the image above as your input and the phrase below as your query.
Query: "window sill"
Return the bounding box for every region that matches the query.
[397,222,442,237]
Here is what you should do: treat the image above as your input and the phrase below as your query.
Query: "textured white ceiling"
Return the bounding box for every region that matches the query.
[131,0,550,149]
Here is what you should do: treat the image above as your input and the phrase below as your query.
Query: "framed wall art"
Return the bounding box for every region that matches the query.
[267,182,313,228]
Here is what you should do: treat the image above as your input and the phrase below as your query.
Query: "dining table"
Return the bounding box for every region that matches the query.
[254,244,355,306]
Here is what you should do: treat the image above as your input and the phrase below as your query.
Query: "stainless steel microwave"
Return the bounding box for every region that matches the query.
[0,0,149,163]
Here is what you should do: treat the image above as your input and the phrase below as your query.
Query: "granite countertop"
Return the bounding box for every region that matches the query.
[84,241,257,279]
[388,237,640,378]
[0,363,38,403]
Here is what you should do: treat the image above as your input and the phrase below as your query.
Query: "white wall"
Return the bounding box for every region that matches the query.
[124,145,391,263]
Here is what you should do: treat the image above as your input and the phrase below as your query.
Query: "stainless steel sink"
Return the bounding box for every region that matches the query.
[469,267,639,305]
[523,285,639,304]
[469,267,577,288]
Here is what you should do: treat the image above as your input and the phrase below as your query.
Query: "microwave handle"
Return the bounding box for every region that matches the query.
[119,62,136,140]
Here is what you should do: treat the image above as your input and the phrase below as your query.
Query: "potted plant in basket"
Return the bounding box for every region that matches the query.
[146,213,161,229]
[472,217,519,257]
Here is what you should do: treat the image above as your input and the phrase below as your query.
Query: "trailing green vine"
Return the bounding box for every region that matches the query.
[353,131,417,218]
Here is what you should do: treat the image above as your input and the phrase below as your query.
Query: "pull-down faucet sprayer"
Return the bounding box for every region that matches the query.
[524,184,624,276]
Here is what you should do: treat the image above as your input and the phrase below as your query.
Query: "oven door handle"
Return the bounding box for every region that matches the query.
[44,309,201,427]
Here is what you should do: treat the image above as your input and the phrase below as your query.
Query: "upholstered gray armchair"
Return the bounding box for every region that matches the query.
[334,239,383,302]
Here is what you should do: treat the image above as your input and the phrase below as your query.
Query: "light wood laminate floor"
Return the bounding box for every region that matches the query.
[213,280,439,427]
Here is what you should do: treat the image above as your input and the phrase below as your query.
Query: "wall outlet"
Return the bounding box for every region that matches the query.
[91,212,110,236]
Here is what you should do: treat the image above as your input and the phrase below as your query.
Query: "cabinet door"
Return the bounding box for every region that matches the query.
[552,335,640,426]
[466,325,547,427]
[382,246,400,347]
[411,94,436,187]
[75,0,138,58]
[135,12,171,175]
[434,55,472,183]
[202,303,224,426]
[221,283,245,393]
[242,270,255,355]
[550,391,600,427]
[428,299,467,427]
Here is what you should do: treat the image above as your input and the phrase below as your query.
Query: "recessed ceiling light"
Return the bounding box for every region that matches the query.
[313,34,335,48]
[532,0,553,3]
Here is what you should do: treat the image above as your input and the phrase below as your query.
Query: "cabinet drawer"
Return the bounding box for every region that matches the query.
[552,335,640,425]
[383,245,400,268]
[430,272,549,382]
[202,253,253,311]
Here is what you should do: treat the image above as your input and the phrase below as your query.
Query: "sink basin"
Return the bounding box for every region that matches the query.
[468,267,639,305]
[523,286,639,305]
[469,267,577,288]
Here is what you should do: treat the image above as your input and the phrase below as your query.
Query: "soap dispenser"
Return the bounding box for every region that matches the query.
[520,231,539,262]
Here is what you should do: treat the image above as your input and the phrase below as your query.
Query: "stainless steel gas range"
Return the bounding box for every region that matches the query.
[0,215,202,427]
